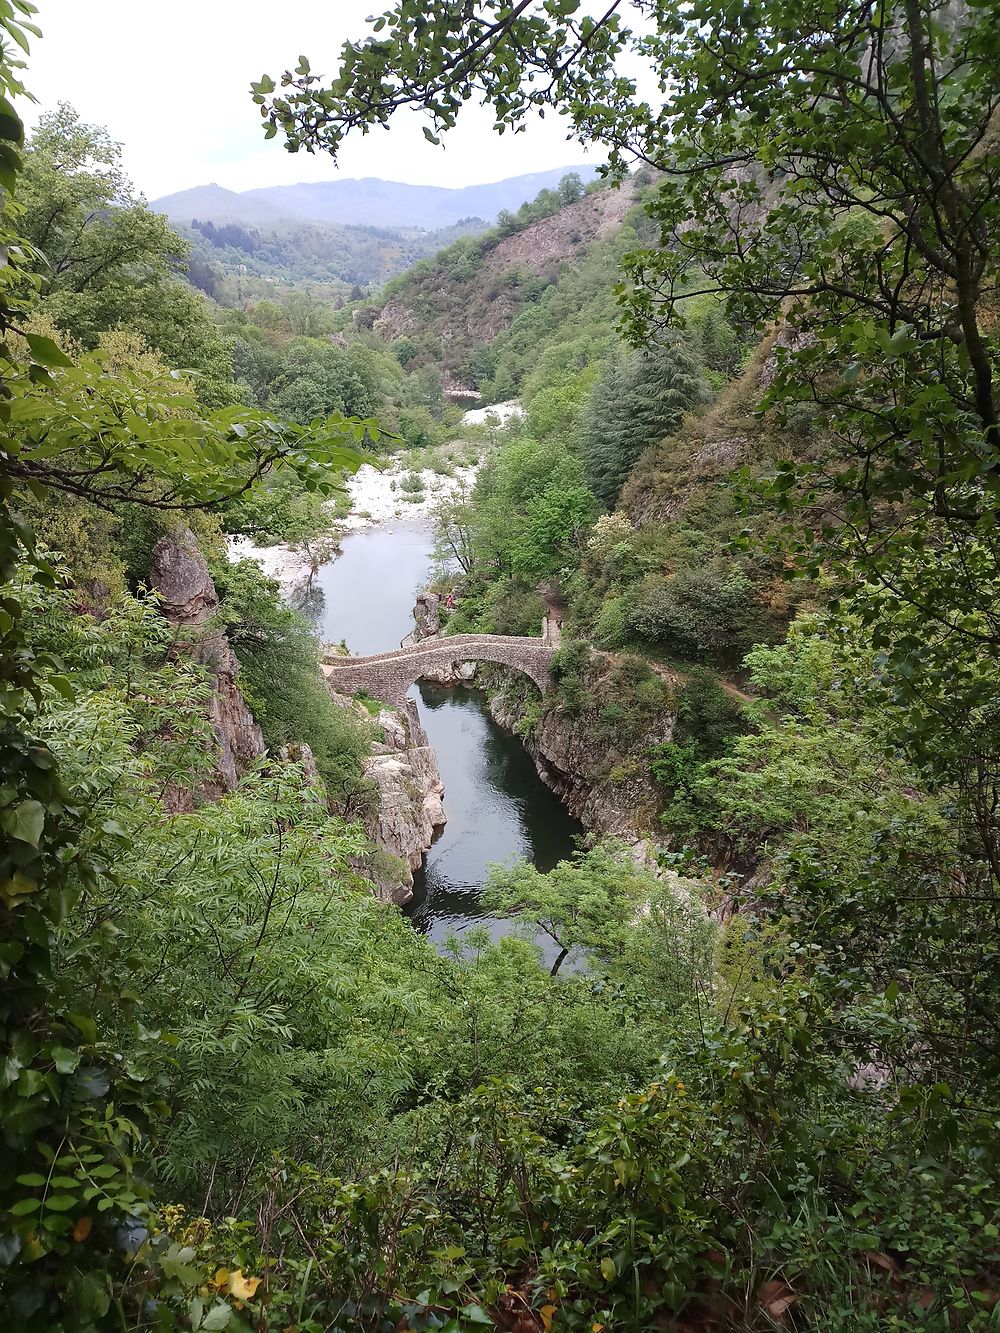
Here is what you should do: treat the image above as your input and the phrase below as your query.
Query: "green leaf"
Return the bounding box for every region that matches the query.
[201,1305,232,1330]
[67,1013,97,1043]
[600,1257,616,1280]
[48,675,76,702]
[460,1304,493,1324]
[9,1197,41,1215]
[2,798,44,847]
[51,1046,81,1074]
[43,1194,78,1211]
[14,1174,46,1187]
[0,96,22,143]
[23,333,72,368]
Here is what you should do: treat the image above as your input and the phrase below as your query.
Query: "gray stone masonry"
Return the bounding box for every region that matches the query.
[321,634,556,710]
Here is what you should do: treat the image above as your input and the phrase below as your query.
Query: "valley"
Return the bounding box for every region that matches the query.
[2,5,999,1332]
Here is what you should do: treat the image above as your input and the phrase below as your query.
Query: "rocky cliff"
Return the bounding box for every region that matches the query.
[487,682,669,849]
[150,526,446,905]
[402,592,673,852]
[149,526,266,804]
[327,689,446,905]
[371,178,641,376]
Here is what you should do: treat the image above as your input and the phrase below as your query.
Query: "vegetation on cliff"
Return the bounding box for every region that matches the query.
[1,0,999,1330]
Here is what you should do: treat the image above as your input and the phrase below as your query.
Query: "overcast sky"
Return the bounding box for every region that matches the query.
[21,0,606,200]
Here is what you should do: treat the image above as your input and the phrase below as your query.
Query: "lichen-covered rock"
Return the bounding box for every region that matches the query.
[275,741,320,783]
[149,527,264,803]
[364,702,446,886]
[326,690,447,904]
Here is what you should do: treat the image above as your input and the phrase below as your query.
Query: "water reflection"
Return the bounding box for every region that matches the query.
[288,579,327,626]
[312,525,583,953]
[406,684,582,956]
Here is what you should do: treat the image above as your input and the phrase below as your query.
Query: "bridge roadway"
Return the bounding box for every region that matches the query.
[321,633,556,711]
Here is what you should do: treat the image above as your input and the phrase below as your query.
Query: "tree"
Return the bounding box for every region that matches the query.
[269,1,999,875]
[267,338,381,424]
[257,1,999,526]
[2,330,370,511]
[556,170,584,206]
[583,338,706,504]
[0,31,378,1320]
[484,843,692,976]
[18,104,237,403]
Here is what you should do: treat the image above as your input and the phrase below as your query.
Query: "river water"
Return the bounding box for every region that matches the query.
[307,519,582,948]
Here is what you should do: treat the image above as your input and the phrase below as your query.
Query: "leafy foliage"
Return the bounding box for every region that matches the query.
[212,557,373,805]
[18,105,238,405]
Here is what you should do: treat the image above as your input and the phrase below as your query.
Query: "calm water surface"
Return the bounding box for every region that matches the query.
[307,521,435,655]
[310,523,581,946]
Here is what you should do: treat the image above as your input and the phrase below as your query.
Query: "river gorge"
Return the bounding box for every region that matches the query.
[306,503,583,950]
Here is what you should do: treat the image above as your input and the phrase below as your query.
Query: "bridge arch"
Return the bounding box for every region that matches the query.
[321,633,557,711]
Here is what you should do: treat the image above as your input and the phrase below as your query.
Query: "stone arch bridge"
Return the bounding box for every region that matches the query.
[321,634,557,711]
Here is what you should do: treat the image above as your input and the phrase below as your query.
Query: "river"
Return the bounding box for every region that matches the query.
[307,518,582,949]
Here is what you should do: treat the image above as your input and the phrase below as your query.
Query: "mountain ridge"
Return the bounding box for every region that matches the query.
[152,165,600,231]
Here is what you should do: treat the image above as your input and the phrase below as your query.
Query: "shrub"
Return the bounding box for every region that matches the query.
[400,471,425,494]
[592,594,629,648]
[397,405,440,450]
[628,564,769,664]
[550,639,591,716]
[674,665,749,756]
[212,558,373,808]
[595,655,671,745]
[481,578,546,636]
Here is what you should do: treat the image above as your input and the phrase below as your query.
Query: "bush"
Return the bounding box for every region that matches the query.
[550,639,591,716]
[674,665,749,756]
[592,594,629,648]
[628,564,769,664]
[595,654,671,745]
[212,558,373,808]
[481,578,546,636]
[397,405,440,450]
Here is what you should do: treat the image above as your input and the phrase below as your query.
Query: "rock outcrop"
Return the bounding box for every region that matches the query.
[488,688,669,845]
[327,690,446,905]
[399,591,480,687]
[371,180,639,376]
[149,527,265,803]
[408,591,441,641]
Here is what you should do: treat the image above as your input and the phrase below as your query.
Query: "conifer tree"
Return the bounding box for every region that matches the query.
[583,339,705,504]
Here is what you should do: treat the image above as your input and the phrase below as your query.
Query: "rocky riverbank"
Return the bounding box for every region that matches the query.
[326,688,446,906]
[402,591,673,860]
[486,685,667,850]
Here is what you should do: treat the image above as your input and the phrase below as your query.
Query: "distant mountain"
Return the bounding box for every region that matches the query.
[152,166,600,231]
[151,183,287,229]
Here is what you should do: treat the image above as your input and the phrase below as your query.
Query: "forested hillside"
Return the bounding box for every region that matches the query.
[2,2,1000,1332]
[179,214,489,300]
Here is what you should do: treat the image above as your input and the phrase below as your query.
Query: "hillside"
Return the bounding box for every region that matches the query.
[153,165,600,229]
[364,175,647,389]
[178,215,490,300]
[147,182,288,228]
